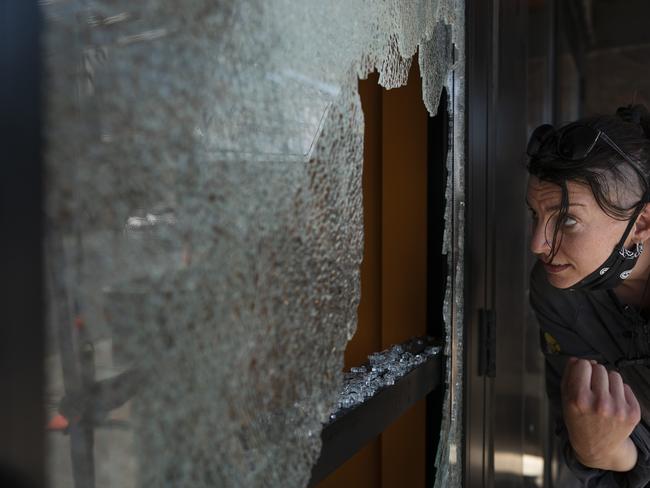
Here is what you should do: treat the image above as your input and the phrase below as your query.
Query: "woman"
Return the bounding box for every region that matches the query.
[527,105,650,487]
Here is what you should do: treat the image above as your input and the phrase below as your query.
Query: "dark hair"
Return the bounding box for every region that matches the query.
[527,104,650,260]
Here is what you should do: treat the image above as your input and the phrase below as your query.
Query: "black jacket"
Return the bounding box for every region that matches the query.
[530,260,650,487]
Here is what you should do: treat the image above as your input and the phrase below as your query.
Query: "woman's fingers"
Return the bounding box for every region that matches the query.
[624,383,642,420]
[562,359,640,418]
[562,358,593,409]
[590,363,610,397]
[608,370,625,402]
[563,359,591,390]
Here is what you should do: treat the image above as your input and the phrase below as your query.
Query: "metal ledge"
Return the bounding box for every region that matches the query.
[308,339,443,486]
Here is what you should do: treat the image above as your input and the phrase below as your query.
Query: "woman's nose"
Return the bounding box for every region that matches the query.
[529,221,551,255]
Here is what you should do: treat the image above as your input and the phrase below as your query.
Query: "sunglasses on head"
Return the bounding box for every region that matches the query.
[527,123,638,167]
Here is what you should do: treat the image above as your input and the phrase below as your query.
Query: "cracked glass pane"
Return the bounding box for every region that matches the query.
[43,0,464,486]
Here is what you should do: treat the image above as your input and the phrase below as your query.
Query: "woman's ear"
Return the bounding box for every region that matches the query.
[634,204,650,243]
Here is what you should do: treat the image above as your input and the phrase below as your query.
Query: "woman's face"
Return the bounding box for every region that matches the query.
[526,175,632,288]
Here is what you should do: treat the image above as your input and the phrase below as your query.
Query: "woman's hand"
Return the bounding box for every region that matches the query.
[561,357,641,471]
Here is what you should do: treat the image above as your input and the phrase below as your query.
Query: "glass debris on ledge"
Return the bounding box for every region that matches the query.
[329,337,442,421]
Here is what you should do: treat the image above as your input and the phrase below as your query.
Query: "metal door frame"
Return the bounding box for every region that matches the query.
[465,1,531,487]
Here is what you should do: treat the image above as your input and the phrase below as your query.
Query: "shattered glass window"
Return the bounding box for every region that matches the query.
[42,0,464,486]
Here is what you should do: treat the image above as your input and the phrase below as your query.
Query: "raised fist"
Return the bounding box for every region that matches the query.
[561,357,641,471]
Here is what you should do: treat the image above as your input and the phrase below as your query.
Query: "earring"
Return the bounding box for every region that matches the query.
[621,242,644,259]
[635,241,644,258]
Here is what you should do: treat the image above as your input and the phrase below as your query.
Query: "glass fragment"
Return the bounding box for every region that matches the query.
[334,339,442,414]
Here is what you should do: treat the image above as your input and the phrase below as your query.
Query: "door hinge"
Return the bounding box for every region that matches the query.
[479,309,496,377]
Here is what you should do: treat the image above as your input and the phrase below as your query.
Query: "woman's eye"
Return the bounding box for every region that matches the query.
[564,217,577,227]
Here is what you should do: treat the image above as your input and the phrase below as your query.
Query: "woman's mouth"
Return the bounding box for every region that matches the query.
[543,261,571,274]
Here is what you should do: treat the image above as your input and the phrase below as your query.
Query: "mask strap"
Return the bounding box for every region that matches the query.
[616,205,644,251]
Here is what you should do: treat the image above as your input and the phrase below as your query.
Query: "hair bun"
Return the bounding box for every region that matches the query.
[617,104,650,138]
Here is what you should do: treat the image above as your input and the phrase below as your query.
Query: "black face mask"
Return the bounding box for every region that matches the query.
[567,209,644,291]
